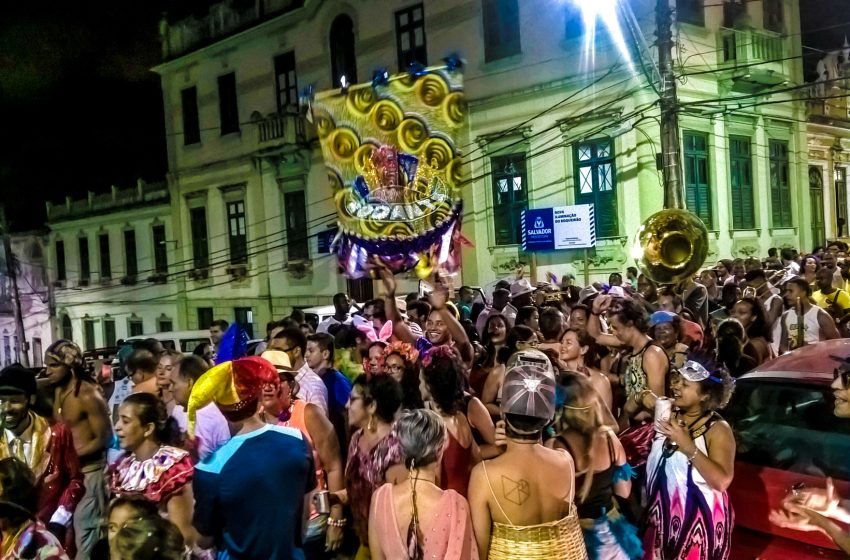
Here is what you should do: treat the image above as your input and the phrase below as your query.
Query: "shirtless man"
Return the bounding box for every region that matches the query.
[44,339,112,559]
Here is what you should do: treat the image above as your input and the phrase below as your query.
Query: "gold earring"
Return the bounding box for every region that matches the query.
[367,415,376,432]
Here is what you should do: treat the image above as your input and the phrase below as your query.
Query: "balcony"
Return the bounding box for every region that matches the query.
[47,180,168,223]
[160,0,305,60]
[720,28,788,92]
[251,110,310,149]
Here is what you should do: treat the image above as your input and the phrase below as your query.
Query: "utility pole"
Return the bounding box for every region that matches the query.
[0,206,29,367]
[657,0,684,209]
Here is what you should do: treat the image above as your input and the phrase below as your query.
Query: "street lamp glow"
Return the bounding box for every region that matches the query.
[570,0,633,72]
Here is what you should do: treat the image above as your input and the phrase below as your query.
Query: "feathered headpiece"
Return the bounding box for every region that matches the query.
[382,340,419,365]
[187,356,278,436]
[421,344,458,368]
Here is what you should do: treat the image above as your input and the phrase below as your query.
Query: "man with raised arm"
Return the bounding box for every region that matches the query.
[374,259,474,369]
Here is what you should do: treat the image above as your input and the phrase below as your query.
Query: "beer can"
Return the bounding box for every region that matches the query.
[655,397,673,427]
[313,490,331,514]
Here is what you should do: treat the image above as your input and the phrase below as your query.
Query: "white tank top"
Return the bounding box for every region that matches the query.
[783,305,822,349]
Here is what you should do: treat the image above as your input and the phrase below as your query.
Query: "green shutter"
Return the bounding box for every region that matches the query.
[574,139,617,238]
[769,140,792,227]
[683,131,711,228]
[729,136,755,229]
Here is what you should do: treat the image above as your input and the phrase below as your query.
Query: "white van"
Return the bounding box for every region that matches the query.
[301,298,407,325]
[123,330,211,354]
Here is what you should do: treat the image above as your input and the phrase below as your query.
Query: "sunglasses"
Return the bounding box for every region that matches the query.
[834,367,850,388]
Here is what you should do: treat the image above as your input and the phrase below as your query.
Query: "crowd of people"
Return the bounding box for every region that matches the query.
[1,241,850,559]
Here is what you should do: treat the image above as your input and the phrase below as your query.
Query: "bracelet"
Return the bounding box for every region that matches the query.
[686,447,699,463]
[633,389,651,406]
[327,517,347,528]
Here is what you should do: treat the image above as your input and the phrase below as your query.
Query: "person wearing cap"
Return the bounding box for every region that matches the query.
[656,288,704,349]
[267,328,329,416]
[0,365,83,553]
[468,358,582,558]
[44,339,112,559]
[0,457,70,559]
[189,357,317,560]
[645,360,736,560]
[649,311,689,370]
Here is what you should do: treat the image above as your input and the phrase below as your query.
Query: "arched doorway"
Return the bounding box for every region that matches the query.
[61,314,73,342]
[809,166,826,249]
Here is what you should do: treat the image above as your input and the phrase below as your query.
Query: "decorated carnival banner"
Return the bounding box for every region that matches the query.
[310,64,467,279]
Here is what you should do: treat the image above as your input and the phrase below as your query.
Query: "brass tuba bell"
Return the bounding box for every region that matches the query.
[632,208,708,285]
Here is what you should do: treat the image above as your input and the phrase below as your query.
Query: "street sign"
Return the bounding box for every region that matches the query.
[521,204,596,251]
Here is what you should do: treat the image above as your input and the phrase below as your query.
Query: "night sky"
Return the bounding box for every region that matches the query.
[0,0,847,232]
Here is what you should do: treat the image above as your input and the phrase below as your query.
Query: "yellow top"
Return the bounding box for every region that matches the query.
[812,288,850,313]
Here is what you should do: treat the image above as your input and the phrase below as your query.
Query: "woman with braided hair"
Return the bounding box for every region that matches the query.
[368,409,477,560]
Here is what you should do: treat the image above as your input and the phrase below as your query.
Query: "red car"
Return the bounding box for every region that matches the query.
[725,339,850,559]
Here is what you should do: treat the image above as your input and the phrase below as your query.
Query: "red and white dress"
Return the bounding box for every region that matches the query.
[110,445,194,506]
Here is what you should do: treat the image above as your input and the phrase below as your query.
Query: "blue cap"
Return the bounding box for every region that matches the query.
[649,310,677,327]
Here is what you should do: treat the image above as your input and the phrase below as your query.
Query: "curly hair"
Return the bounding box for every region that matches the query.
[353,374,403,423]
[609,298,649,333]
[421,353,465,415]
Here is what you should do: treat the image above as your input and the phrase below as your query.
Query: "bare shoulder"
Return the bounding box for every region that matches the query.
[706,418,734,442]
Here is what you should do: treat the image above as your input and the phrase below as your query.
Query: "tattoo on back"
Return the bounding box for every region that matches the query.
[501,475,530,506]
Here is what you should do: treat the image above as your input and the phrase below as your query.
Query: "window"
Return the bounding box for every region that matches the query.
[234,307,254,338]
[729,136,755,229]
[152,225,168,274]
[677,0,704,26]
[128,319,144,337]
[491,153,529,245]
[763,0,783,32]
[32,338,42,368]
[227,201,248,265]
[83,319,96,351]
[274,52,298,112]
[78,237,90,283]
[837,168,848,237]
[190,207,209,269]
[55,241,66,282]
[181,87,200,145]
[13,336,19,364]
[285,191,309,261]
[482,0,521,62]
[218,73,239,135]
[395,4,427,70]
[197,307,214,331]
[61,315,73,341]
[683,131,711,227]
[769,139,792,228]
[723,0,746,28]
[574,139,618,238]
[724,380,850,480]
[99,234,111,279]
[330,15,358,87]
[124,230,138,277]
[2,336,9,366]
[158,318,173,333]
[103,319,116,347]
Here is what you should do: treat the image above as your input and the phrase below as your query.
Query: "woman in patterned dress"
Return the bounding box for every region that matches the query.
[110,393,195,548]
[643,361,736,560]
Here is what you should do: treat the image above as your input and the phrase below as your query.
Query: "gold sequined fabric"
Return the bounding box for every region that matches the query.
[487,503,588,560]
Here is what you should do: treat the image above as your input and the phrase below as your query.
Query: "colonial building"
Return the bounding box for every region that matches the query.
[45,0,813,337]
[807,39,850,245]
[155,0,809,300]
[47,181,179,350]
[0,233,51,366]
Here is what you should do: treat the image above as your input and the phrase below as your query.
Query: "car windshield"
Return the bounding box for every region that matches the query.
[724,379,850,480]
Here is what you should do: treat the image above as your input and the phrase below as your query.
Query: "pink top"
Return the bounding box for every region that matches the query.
[370,483,478,560]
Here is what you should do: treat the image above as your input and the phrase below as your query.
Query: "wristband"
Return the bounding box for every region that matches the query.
[686,447,699,463]
[327,517,347,528]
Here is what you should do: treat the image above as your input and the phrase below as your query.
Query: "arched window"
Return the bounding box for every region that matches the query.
[61,314,73,342]
[329,15,357,87]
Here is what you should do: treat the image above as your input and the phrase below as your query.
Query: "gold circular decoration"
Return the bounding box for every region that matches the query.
[370,99,404,132]
[315,115,336,139]
[329,128,360,160]
[354,144,377,174]
[397,118,429,153]
[420,138,454,170]
[346,87,376,116]
[442,92,466,127]
[447,157,467,187]
[383,220,415,239]
[416,75,449,107]
[327,170,344,192]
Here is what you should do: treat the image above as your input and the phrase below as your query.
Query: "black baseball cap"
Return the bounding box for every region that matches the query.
[0,365,36,397]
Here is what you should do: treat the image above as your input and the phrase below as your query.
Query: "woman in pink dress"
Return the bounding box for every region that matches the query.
[369,409,477,560]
